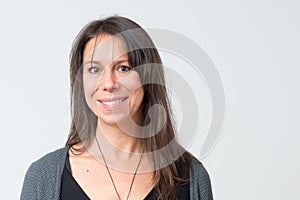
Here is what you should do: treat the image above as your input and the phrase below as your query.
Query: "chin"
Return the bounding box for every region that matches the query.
[98,112,129,126]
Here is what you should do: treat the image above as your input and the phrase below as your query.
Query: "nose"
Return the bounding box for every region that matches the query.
[97,68,118,92]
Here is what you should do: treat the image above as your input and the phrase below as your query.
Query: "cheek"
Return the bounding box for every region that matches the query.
[83,74,97,92]
[122,71,143,92]
[83,76,97,109]
[124,72,144,110]
[129,86,144,112]
[135,88,144,102]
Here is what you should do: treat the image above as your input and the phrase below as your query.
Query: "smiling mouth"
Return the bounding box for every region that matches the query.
[98,97,128,106]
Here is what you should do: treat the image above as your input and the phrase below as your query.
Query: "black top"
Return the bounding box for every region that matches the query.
[60,153,190,199]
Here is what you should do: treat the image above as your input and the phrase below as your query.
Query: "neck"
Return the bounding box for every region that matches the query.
[86,119,147,173]
[96,118,142,153]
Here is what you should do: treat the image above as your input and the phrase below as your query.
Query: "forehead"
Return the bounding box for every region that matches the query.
[83,34,128,64]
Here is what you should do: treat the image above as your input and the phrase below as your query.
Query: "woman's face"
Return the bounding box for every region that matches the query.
[82,34,144,126]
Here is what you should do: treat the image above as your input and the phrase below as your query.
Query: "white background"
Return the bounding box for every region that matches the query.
[1,0,299,199]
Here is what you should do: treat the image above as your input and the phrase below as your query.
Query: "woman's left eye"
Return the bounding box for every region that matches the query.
[117,65,132,72]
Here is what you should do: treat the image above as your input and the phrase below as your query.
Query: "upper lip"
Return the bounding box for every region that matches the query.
[97,97,128,102]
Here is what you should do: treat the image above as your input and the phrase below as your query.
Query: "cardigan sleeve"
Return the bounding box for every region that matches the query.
[190,160,214,200]
[20,162,42,200]
[20,147,69,200]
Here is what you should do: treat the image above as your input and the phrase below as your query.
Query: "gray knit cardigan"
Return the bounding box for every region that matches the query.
[20,146,213,200]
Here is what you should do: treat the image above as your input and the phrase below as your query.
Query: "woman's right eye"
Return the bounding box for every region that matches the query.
[88,66,101,74]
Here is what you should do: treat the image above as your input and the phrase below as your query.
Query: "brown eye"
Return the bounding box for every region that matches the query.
[117,65,132,72]
[88,66,101,74]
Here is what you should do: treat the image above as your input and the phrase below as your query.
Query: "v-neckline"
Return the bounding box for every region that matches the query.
[64,151,156,200]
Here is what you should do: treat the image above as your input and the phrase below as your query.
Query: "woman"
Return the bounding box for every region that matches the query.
[21,16,213,200]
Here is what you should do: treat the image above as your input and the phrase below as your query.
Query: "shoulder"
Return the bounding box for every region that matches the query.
[190,158,214,200]
[25,146,69,178]
[30,146,69,168]
[191,158,210,182]
[20,146,69,200]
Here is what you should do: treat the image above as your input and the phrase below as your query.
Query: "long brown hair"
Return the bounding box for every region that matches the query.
[66,15,193,199]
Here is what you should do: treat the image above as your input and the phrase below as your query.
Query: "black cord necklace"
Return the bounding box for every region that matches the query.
[95,135,144,200]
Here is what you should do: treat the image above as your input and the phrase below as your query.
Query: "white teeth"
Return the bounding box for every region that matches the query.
[101,98,126,106]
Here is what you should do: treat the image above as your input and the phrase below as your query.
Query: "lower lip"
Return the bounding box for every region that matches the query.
[97,98,128,111]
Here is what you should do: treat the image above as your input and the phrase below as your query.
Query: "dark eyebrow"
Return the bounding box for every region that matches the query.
[82,59,129,67]
[82,60,102,66]
[113,59,129,65]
